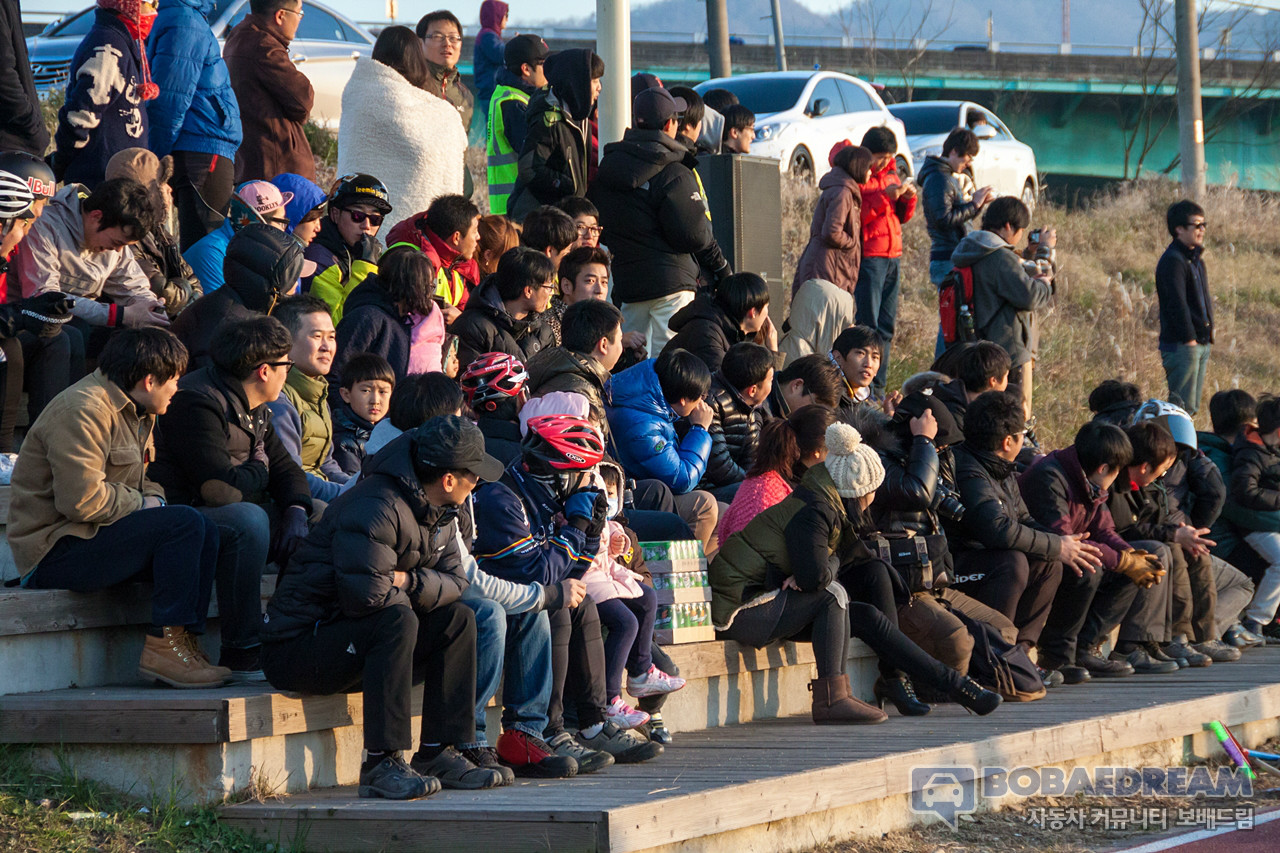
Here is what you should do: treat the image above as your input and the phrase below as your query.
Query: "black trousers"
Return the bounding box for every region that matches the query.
[838,558,904,679]
[952,550,1063,646]
[171,150,235,251]
[546,596,608,736]
[261,602,477,753]
[721,587,850,678]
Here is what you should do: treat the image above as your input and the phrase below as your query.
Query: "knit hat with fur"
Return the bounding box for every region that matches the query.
[824,422,884,499]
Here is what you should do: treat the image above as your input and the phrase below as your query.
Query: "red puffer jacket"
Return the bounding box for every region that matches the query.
[859,161,917,259]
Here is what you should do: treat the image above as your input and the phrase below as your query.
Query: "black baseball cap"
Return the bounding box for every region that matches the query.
[412,415,504,482]
[633,87,687,129]
[505,34,550,72]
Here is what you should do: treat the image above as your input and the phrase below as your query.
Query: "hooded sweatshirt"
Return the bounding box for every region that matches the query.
[473,0,508,107]
[271,173,327,235]
[918,155,982,262]
[507,48,595,220]
[589,127,730,304]
[951,229,1052,369]
[12,185,160,326]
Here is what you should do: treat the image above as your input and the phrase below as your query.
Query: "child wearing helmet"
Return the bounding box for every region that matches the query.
[0,151,76,450]
[471,410,664,771]
[461,351,529,466]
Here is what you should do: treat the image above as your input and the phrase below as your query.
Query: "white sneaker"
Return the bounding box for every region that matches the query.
[604,696,650,729]
[626,664,687,698]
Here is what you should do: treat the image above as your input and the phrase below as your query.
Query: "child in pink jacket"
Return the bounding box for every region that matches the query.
[585,461,685,729]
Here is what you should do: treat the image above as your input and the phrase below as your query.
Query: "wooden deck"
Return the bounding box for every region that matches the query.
[221,647,1280,853]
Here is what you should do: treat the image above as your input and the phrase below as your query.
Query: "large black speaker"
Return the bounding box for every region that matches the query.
[697,154,785,311]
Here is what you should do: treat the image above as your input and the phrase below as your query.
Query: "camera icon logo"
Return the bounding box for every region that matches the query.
[910,766,977,828]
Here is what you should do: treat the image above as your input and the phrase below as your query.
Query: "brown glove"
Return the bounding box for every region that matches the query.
[1115,549,1166,588]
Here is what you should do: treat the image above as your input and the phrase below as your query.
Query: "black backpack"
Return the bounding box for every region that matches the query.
[952,609,1046,702]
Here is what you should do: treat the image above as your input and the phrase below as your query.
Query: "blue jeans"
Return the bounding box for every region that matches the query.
[197,502,270,650]
[930,259,955,358]
[1161,343,1211,416]
[28,506,219,632]
[854,256,901,394]
[461,600,553,746]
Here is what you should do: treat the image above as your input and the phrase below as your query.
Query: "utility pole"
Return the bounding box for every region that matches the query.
[1175,0,1206,199]
[706,0,731,79]
[597,0,632,154]
[770,0,788,71]
[1061,0,1070,54]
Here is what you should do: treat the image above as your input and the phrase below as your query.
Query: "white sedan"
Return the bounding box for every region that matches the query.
[694,71,913,183]
[888,101,1039,208]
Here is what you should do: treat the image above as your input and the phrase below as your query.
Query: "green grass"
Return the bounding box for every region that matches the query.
[0,745,283,852]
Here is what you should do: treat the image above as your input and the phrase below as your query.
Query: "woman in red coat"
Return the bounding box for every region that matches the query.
[791,143,872,298]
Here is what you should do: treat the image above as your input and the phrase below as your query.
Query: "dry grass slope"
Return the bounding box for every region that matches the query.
[782,178,1280,449]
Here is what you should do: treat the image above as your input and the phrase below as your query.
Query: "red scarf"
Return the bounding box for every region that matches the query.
[98,0,159,100]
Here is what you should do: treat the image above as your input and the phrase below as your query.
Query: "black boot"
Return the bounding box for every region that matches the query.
[873,675,931,716]
[949,677,1002,716]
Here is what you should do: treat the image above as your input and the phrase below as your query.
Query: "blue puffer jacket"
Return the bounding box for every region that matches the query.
[183,219,233,292]
[146,0,241,159]
[606,359,712,495]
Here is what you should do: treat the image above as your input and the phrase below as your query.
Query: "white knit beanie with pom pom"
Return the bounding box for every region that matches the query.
[824,422,885,499]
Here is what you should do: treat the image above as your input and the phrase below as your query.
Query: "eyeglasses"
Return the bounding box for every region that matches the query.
[344,209,383,227]
[426,33,464,46]
[280,6,304,18]
[536,282,558,292]
[263,359,294,370]
[576,224,602,237]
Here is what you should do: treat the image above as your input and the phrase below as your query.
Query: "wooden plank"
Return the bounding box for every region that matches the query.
[0,586,154,637]
[0,705,228,743]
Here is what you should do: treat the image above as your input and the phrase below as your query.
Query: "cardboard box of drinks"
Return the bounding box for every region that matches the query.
[656,625,716,644]
[651,567,712,604]
[640,540,707,576]
[655,601,714,645]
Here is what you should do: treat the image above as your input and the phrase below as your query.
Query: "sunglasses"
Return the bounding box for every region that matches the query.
[344,209,383,227]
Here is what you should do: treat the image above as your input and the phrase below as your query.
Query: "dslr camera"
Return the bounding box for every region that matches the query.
[932,483,965,522]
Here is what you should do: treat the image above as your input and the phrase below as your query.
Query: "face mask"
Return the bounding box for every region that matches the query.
[606,495,620,519]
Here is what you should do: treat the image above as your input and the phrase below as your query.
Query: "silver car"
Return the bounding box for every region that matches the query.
[26,0,373,127]
[888,100,1039,208]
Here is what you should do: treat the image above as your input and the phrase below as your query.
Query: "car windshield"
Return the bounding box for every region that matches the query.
[694,78,808,116]
[889,105,964,136]
[46,8,94,37]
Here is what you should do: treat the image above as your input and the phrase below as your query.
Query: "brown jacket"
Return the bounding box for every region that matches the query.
[791,166,862,296]
[224,14,315,182]
[8,371,164,577]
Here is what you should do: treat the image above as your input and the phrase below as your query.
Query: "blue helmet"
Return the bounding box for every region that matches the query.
[1134,399,1197,449]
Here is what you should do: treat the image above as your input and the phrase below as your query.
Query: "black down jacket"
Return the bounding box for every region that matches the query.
[589,127,730,304]
[171,224,304,370]
[665,291,744,374]
[1162,446,1226,530]
[449,276,555,371]
[946,443,1061,559]
[262,432,471,643]
[699,372,764,490]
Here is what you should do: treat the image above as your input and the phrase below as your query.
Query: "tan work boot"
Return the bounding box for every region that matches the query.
[139,627,232,688]
[810,674,888,725]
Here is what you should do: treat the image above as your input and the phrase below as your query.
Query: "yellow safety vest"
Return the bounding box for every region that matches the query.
[487,84,531,216]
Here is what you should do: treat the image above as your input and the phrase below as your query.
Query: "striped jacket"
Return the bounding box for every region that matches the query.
[470,460,595,586]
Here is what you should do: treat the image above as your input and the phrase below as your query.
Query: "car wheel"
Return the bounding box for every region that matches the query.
[1022,179,1038,212]
[896,154,911,180]
[788,147,815,184]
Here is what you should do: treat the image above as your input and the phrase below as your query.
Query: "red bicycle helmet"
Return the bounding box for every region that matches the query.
[460,352,528,411]
[522,415,605,471]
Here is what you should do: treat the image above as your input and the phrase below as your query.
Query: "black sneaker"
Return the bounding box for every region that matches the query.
[1109,646,1179,675]
[648,712,673,744]
[1078,647,1135,678]
[577,721,663,764]
[359,753,439,800]
[461,746,515,786]
[547,730,615,774]
[217,646,266,683]
[410,745,505,790]
[1160,638,1210,668]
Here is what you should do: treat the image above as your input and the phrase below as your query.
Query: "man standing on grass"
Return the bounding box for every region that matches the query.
[1156,200,1213,416]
